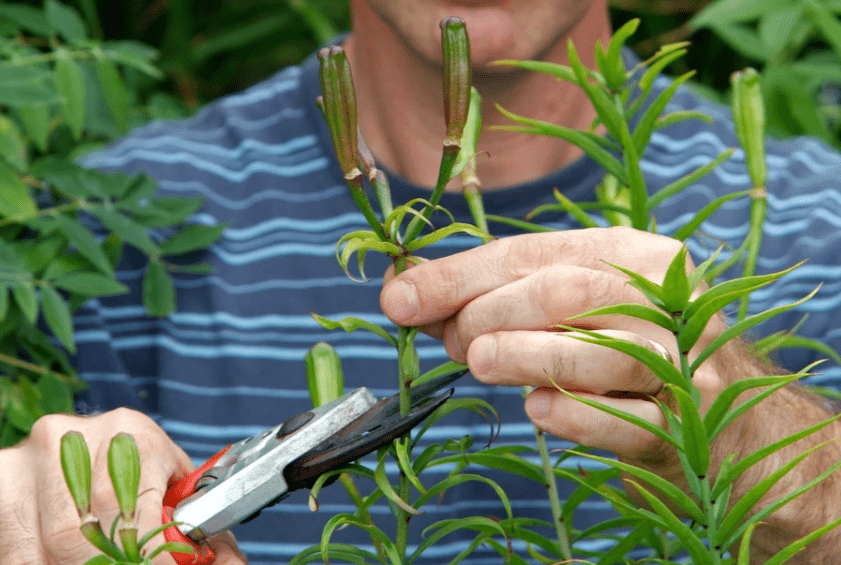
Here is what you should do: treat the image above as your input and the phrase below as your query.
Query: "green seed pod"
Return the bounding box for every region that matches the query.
[107,433,141,521]
[60,431,92,516]
[731,68,766,189]
[305,342,344,407]
[317,46,359,175]
[441,17,472,142]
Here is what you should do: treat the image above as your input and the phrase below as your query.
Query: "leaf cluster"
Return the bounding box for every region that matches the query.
[0,1,221,447]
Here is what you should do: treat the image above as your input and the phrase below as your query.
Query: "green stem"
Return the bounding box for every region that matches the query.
[395,325,419,562]
[339,474,388,563]
[119,524,141,562]
[80,515,127,561]
[533,416,573,560]
[738,186,767,320]
[345,170,386,241]
[403,142,460,244]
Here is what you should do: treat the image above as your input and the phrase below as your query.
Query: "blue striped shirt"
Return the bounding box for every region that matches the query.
[77,47,841,564]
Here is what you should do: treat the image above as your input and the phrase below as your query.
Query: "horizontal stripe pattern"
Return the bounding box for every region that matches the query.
[74,48,841,563]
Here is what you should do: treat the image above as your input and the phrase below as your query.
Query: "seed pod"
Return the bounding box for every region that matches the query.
[441,17,471,142]
[318,46,359,175]
[731,68,766,189]
[107,433,141,521]
[60,431,92,516]
[305,342,344,407]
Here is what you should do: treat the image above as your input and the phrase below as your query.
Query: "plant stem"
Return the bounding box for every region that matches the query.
[403,142,460,244]
[534,422,573,560]
[738,186,767,320]
[339,474,388,562]
[395,323,420,561]
[0,352,76,384]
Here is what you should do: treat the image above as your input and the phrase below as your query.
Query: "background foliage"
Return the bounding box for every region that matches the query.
[5,0,840,145]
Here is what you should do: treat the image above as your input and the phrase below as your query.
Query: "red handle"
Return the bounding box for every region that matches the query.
[163,446,231,565]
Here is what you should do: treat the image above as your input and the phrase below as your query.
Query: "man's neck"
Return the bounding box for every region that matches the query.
[342,2,612,191]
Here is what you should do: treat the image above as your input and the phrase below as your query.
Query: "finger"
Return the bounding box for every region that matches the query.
[441,265,648,361]
[524,387,669,461]
[0,447,43,565]
[85,410,193,565]
[468,330,667,395]
[380,228,679,327]
[27,415,105,565]
[207,531,249,565]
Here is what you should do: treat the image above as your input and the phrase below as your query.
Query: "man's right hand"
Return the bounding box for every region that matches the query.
[0,407,248,565]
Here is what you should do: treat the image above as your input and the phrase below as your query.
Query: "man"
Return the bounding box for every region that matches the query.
[2,1,840,563]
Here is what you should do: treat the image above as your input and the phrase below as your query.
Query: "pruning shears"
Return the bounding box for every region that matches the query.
[161,369,467,565]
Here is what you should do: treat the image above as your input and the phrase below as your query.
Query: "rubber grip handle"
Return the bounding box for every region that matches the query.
[162,446,231,565]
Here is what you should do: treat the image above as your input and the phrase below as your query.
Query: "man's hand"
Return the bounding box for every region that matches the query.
[382,227,723,462]
[0,408,248,565]
[380,227,841,561]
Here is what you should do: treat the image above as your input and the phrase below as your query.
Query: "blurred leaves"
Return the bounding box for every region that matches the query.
[0,1,222,447]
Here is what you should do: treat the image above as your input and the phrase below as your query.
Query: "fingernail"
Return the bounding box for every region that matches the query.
[383,280,418,323]
[526,389,553,421]
[472,334,496,376]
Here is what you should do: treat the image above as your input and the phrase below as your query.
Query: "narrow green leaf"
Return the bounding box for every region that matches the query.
[689,0,793,29]
[738,522,758,565]
[491,59,576,82]
[108,433,141,520]
[91,206,157,254]
[142,260,175,317]
[561,328,687,389]
[146,542,196,560]
[803,0,841,62]
[158,223,226,256]
[725,457,841,553]
[716,441,832,547]
[626,480,714,565]
[649,150,736,212]
[310,312,397,346]
[704,373,802,440]
[60,431,92,515]
[602,19,639,90]
[12,282,38,324]
[552,383,681,449]
[305,342,344,408]
[95,57,130,133]
[565,302,678,332]
[633,71,695,157]
[405,222,493,251]
[550,187,600,228]
[0,161,37,219]
[82,555,115,565]
[575,451,705,523]
[18,103,51,152]
[52,272,128,296]
[0,115,28,171]
[671,386,710,477]
[691,284,818,371]
[41,285,75,353]
[605,261,666,310]
[0,3,51,35]
[374,450,421,515]
[494,103,628,184]
[54,53,85,140]
[762,511,841,565]
[567,39,626,143]
[661,246,690,313]
[672,189,751,241]
[45,0,88,44]
[54,214,114,275]
[712,411,840,500]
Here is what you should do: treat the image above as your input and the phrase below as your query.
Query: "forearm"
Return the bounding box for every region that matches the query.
[713,349,841,563]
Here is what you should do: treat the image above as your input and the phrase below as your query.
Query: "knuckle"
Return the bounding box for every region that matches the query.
[41,520,94,565]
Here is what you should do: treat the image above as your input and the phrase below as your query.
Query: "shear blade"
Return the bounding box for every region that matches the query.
[283,368,467,489]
